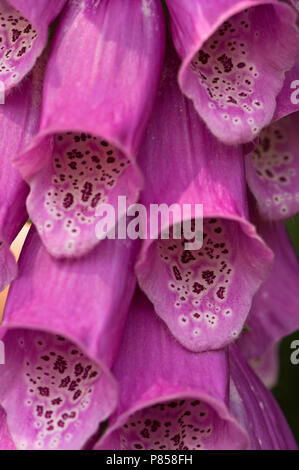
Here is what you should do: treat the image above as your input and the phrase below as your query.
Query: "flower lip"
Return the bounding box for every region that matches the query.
[167,0,299,144]
[0,0,66,91]
[0,327,118,450]
[97,390,249,450]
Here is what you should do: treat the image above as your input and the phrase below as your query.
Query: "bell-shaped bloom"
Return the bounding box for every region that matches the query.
[238,217,299,360]
[229,343,297,449]
[0,56,44,292]
[0,0,66,91]
[245,112,299,220]
[165,0,299,144]
[249,344,279,389]
[14,0,165,259]
[135,51,273,353]
[0,227,138,450]
[0,406,16,450]
[95,291,249,450]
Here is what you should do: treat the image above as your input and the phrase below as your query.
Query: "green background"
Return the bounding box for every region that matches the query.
[273,214,299,444]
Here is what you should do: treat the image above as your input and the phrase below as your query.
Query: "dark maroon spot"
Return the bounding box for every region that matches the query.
[172,266,182,281]
[38,387,50,397]
[17,46,26,57]
[197,50,210,65]
[63,192,74,209]
[59,376,71,388]
[36,405,43,417]
[73,390,82,400]
[217,54,233,73]
[192,282,205,294]
[216,286,226,300]
[81,181,93,202]
[181,250,195,264]
[202,270,216,285]
[12,28,21,42]
[53,355,67,374]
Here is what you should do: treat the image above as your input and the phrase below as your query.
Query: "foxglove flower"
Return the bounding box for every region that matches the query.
[14,0,165,258]
[238,216,299,360]
[245,112,299,219]
[0,0,66,91]
[229,343,297,449]
[95,292,296,450]
[95,291,249,450]
[0,227,138,450]
[165,0,299,144]
[0,56,44,292]
[136,52,273,352]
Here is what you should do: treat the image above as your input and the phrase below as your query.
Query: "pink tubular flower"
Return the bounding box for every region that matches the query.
[245,112,299,220]
[0,0,298,453]
[0,227,138,450]
[135,51,273,352]
[165,0,299,144]
[95,291,249,451]
[0,56,45,292]
[238,214,299,361]
[0,0,66,91]
[13,0,165,259]
[229,343,297,449]
[94,291,296,450]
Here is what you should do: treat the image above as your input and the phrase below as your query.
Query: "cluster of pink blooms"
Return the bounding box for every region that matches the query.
[0,0,299,451]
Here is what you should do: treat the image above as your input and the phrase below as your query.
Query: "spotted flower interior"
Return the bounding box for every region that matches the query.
[116,398,238,451]
[0,329,113,450]
[0,0,38,88]
[138,217,269,352]
[27,131,136,257]
[185,5,299,143]
[246,113,299,220]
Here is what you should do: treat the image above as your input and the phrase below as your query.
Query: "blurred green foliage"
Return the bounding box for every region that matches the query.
[272,214,299,445]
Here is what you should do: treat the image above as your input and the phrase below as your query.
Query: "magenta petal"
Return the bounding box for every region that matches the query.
[249,344,279,389]
[274,59,299,121]
[95,291,248,450]
[0,227,138,450]
[229,344,297,450]
[136,53,273,352]
[0,59,43,291]
[238,217,299,360]
[246,112,299,220]
[14,0,165,258]
[289,1,299,12]
[0,405,16,450]
[166,0,299,144]
[0,0,66,90]
[246,111,299,220]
